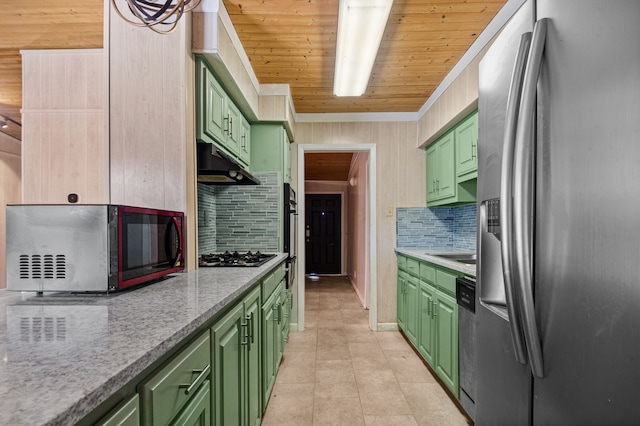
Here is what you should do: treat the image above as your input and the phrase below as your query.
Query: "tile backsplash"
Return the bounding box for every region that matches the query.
[396,204,477,251]
[197,172,280,255]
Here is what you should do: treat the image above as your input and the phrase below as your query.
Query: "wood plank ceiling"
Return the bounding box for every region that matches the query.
[305,152,354,181]
[223,0,507,113]
[0,0,506,141]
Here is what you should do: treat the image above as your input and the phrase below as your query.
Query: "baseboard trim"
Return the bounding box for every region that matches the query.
[376,323,399,331]
[289,323,299,332]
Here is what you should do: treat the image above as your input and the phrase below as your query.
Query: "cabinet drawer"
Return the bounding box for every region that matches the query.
[139,331,211,426]
[262,270,277,301]
[397,254,407,271]
[406,257,420,277]
[419,262,436,284]
[436,268,459,297]
[96,394,139,426]
[274,262,286,284]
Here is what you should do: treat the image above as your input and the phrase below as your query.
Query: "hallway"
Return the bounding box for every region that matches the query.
[262,276,470,426]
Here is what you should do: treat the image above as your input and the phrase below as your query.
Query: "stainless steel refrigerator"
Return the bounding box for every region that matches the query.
[476,0,640,424]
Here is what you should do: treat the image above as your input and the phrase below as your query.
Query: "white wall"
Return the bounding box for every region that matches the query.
[0,133,21,289]
[347,152,369,308]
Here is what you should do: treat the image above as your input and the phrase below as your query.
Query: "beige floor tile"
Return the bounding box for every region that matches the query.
[354,368,398,393]
[262,383,315,426]
[359,389,413,416]
[313,397,365,426]
[364,415,419,426]
[343,329,378,344]
[384,349,437,383]
[316,318,346,329]
[276,353,317,384]
[286,331,318,352]
[318,309,343,320]
[315,359,356,383]
[317,343,352,361]
[314,381,360,398]
[399,382,469,426]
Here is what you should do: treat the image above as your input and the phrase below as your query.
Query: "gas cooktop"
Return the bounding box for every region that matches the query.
[199,251,276,267]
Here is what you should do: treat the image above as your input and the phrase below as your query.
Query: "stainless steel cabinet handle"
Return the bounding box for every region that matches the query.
[427,298,432,316]
[432,300,438,318]
[513,18,548,379]
[179,364,211,395]
[472,142,477,160]
[224,115,230,133]
[499,31,533,366]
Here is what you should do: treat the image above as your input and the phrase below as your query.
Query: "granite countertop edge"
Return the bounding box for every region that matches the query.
[0,253,288,426]
[394,247,476,276]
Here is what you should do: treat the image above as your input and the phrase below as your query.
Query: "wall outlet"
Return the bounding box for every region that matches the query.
[386,206,394,217]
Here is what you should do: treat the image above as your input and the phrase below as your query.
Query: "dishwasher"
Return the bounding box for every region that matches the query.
[456,275,476,421]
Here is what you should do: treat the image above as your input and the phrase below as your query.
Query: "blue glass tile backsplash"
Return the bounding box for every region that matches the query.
[396,204,477,251]
[197,172,280,255]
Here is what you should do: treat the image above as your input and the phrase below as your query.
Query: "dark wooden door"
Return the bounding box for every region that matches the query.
[305,194,341,274]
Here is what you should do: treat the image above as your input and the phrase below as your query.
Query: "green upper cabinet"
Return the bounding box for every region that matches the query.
[238,116,251,168]
[250,123,292,184]
[196,56,251,169]
[426,130,456,204]
[455,110,478,181]
[425,109,478,207]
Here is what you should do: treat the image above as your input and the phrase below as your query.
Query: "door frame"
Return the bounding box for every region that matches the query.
[296,143,378,331]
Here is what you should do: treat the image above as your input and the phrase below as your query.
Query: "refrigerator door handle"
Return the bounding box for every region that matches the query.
[513,18,548,379]
[499,31,533,366]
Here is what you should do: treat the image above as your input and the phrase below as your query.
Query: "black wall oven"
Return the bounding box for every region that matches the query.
[283,183,297,289]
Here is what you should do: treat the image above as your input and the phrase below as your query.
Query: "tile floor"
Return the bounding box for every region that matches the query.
[261,276,470,426]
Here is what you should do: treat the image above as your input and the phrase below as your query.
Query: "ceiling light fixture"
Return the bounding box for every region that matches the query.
[0,117,7,129]
[333,0,393,97]
[111,0,201,34]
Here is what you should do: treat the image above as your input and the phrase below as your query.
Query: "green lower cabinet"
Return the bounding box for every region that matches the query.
[404,276,419,344]
[434,291,459,397]
[397,255,461,398]
[417,280,436,366]
[261,287,278,410]
[212,302,244,426]
[212,285,262,426]
[139,332,211,426]
[96,394,140,426]
[397,271,406,331]
[274,282,285,371]
[169,381,211,426]
[244,287,262,426]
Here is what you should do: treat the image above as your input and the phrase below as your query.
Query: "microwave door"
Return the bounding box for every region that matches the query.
[164,216,184,268]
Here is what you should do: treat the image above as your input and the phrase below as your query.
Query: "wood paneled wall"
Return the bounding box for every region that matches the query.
[417,43,492,147]
[347,153,369,308]
[295,121,424,325]
[21,49,108,204]
[0,133,21,289]
[108,1,188,213]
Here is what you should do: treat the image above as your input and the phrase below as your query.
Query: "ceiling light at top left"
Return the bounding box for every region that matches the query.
[111,0,201,34]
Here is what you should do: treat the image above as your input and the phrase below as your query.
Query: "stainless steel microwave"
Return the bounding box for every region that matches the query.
[6,205,185,293]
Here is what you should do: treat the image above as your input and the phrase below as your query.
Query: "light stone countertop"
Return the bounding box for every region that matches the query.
[395,247,477,277]
[0,253,288,426]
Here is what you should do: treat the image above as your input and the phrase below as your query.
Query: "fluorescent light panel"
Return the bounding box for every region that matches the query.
[333,0,393,97]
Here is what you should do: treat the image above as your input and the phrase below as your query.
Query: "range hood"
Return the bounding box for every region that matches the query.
[197,142,260,185]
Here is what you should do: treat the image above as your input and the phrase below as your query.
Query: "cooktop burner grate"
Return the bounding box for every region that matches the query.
[199,251,276,267]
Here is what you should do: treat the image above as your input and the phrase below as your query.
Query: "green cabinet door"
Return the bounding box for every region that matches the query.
[261,290,277,409]
[404,275,419,344]
[455,110,478,180]
[437,131,456,200]
[425,144,438,202]
[397,271,406,331]
[202,62,227,144]
[243,287,262,426]
[238,116,251,168]
[434,291,459,397]
[417,280,436,366]
[212,303,244,426]
[96,394,140,426]
[226,100,242,155]
[169,381,211,426]
[274,283,285,368]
